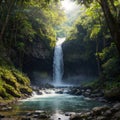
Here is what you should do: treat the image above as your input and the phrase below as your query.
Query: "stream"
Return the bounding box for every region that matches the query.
[7,88,104,120]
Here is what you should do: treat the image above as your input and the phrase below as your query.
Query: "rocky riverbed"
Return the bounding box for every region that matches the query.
[0,110,50,120]
[0,87,119,120]
[70,102,120,120]
[0,103,120,120]
[68,87,105,99]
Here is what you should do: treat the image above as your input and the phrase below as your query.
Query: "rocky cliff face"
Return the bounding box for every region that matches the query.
[24,39,51,59]
[22,39,53,85]
[62,39,98,78]
[8,38,54,86]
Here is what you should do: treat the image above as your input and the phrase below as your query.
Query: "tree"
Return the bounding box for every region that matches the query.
[0,0,30,45]
[0,0,65,69]
[76,0,120,55]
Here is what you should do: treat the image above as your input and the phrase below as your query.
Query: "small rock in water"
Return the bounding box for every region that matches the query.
[35,110,45,113]
[84,97,91,101]
[33,114,39,118]
[7,106,12,110]
[65,112,76,116]
[26,112,33,116]
[56,90,63,94]
[86,89,91,93]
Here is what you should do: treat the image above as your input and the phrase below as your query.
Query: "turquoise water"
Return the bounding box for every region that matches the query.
[16,93,103,113]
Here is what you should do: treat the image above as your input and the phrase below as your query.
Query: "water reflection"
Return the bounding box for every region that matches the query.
[17,93,103,113]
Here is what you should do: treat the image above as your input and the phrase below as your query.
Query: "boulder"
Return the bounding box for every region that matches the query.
[65,112,76,116]
[75,89,82,95]
[32,110,49,119]
[97,97,108,103]
[110,103,120,114]
[92,105,110,115]
[113,103,120,110]
[68,88,82,95]
[103,110,112,116]
[70,112,92,120]
[113,111,120,119]
[86,89,92,93]
[26,112,33,116]
[90,93,103,98]
[36,91,42,95]
[70,114,82,120]
[83,91,91,97]
[104,87,120,100]
[55,90,63,94]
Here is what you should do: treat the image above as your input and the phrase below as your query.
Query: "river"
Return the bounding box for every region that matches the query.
[8,88,104,120]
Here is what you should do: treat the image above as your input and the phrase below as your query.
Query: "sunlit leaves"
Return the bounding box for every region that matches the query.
[85,2,101,19]
[90,25,101,39]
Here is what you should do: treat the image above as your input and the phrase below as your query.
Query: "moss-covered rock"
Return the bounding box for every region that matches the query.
[0,66,32,101]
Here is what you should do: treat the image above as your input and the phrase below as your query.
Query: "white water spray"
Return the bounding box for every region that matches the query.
[53,38,65,86]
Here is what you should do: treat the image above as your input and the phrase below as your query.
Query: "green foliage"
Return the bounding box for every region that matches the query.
[104,81,120,90]
[99,43,118,61]
[0,59,32,100]
[55,2,80,37]
[63,5,106,73]
[97,42,120,82]
[90,25,101,39]
[3,84,21,98]
[12,69,30,85]
[64,0,120,93]
[102,57,120,81]
[82,79,100,89]
[0,80,9,98]
[0,0,66,61]
[17,42,25,51]
[15,13,36,42]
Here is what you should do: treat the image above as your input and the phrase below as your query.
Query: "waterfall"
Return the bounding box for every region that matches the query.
[53,37,65,86]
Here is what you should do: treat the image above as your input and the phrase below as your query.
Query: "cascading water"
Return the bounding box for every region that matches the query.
[53,37,65,86]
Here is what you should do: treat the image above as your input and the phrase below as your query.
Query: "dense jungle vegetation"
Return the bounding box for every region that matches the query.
[0,0,120,101]
[0,0,65,101]
[63,0,120,99]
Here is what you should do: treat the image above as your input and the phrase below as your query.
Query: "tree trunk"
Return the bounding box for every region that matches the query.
[99,0,120,55]
[0,0,15,44]
[96,38,101,76]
